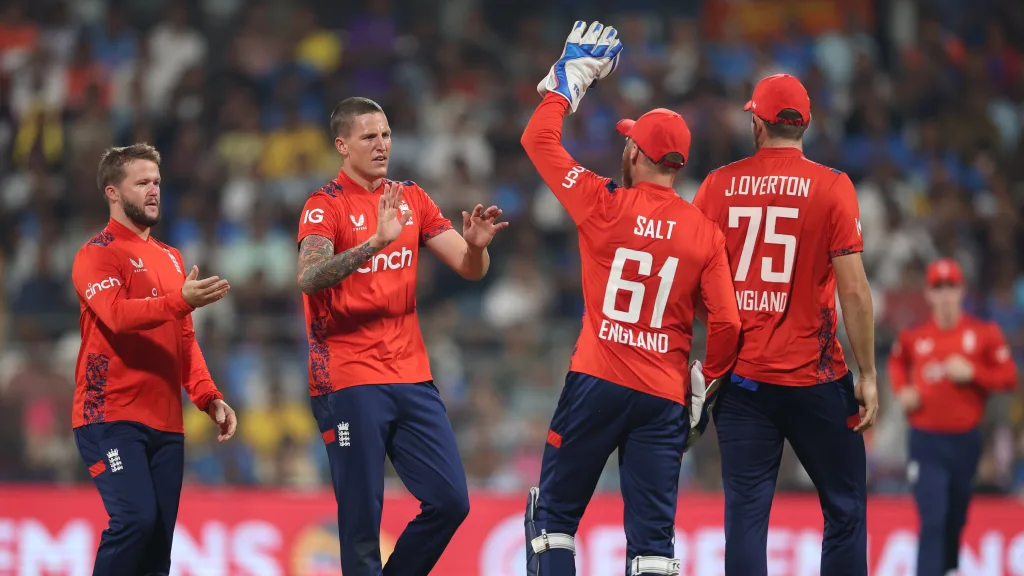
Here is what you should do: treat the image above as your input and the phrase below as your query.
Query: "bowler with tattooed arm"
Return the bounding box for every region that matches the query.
[295,96,508,576]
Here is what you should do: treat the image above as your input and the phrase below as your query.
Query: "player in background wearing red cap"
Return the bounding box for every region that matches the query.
[520,21,741,576]
[889,258,1017,576]
[693,74,879,576]
[70,144,237,575]
[295,96,507,575]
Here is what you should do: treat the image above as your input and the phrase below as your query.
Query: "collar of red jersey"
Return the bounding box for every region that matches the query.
[336,169,385,194]
[633,180,678,196]
[107,217,150,242]
[754,146,804,158]
[929,315,968,332]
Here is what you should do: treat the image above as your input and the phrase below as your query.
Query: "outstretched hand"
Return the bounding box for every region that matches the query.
[181,266,229,308]
[462,204,509,249]
[537,20,623,113]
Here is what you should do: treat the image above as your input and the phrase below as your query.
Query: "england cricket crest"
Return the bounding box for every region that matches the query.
[337,423,350,447]
[962,329,977,353]
[106,448,123,473]
[399,201,414,226]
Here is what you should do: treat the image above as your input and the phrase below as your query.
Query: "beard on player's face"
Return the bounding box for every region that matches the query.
[621,141,634,188]
[120,193,160,228]
[752,116,773,150]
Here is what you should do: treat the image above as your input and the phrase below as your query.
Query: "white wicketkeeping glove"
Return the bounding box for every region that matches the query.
[689,360,708,429]
[684,360,724,452]
[538,20,623,114]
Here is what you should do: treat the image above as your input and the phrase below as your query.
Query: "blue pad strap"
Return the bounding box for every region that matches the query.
[732,373,760,391]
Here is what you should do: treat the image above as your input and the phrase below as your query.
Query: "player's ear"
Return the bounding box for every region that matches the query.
[103,185,118,204]
[334,135,347,157]
[629,141,641,164]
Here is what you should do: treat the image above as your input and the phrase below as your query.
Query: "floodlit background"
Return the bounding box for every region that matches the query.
[0,0,1023,573]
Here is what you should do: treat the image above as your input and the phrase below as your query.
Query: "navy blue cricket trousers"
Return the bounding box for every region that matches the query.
[311,381,470,576]
[73,421,185,576]
[909,427,982,576]
[714,372,867,576]
[531,372,689,575]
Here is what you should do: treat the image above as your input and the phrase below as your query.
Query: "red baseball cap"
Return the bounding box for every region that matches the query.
[744,74,811,126]
[925,258,964,287]
[616,108,691,168]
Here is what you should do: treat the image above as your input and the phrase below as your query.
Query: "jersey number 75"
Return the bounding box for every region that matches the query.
[729,206,799,283]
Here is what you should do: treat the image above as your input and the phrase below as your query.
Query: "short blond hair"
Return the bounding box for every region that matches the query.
[330,97,384,138]
[96,143,162,191]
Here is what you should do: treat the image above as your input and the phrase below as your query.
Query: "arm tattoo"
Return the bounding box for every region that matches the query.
[297,235,378,294]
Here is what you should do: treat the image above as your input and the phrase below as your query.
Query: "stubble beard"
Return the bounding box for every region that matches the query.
[122,196,160,228]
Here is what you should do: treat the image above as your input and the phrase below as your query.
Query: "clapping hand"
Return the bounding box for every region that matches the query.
[373,181,413,248]
[944,354,974,384]
[462,205,508,249]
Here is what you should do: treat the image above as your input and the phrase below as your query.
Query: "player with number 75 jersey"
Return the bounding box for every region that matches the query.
[692,118,864,387]
[692,74,877,576]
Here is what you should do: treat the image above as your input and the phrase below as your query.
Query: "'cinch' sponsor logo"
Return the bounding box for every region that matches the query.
[357,248,413,274]
[85,277,121,300]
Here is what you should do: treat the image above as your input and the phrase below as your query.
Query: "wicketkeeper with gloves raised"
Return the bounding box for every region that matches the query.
[520,21,741,576]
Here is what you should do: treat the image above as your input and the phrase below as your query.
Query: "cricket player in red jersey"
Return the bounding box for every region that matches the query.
[295,96,507,576]
[70,144,238,576]
[889,258,1018,576]
[521,21,741,576]
[693,74,879,576]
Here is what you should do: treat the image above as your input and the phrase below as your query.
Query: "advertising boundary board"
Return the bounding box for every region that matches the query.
[2,487,1024,575]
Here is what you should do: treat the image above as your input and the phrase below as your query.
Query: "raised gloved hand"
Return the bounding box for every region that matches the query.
[538,20,623,113]
[683,360,725,452]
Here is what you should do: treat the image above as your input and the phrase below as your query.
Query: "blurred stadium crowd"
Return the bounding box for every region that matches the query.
[0,0,1023,497]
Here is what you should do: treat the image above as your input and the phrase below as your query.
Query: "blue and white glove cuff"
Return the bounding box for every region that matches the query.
[538,21,623,113]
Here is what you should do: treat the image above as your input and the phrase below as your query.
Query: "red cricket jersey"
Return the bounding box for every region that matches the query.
[889,315,1017,433]
[693,147,863,386]
[521,94,741,406]
[70,218,222,433]
[296,169,453,396]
